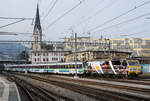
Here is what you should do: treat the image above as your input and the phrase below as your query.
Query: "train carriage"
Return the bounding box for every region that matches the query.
[4,62,85,75]
[4,59,141,77]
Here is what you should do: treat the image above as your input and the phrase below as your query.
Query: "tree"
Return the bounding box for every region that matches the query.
[18,51,29,60]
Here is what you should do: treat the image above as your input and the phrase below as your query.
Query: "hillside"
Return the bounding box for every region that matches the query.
[0,43,29,60]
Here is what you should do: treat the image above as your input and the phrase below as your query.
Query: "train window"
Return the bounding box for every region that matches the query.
[51,65,54,69]
[74,64,76,68]
[70,65,72,68]
[60,65,63,68]
[68,65,70,68]
[79,64,82,68]
[73,65,75,68]
[76,65,78,68]
[128,62,139,66]
[71,65,73,68]
[122,61,127,66]
[59,65,61,68]
[53,65,55,69]
[57,65,59,68]
[112,61,121,65]
[77,64,79,68]
[56,65,58,68]
[66,65,68,68]
[59,65,62,68]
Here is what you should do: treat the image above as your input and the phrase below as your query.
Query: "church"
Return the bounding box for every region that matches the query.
[29,5,71,64]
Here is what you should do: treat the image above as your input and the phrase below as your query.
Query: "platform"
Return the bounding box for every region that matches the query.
[0,76,20,101]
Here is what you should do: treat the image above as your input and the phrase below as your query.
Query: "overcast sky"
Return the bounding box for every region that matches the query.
[0,0,150,41]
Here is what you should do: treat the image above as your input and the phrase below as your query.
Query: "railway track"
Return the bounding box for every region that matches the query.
[7,74,73,101]
[37,74,150,93]
[84,76,150,86]
[11,73,150,101]
[33,74,150,100]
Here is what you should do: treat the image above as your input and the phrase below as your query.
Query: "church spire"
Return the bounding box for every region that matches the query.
[32,4,42,50]
[33,4,42,42]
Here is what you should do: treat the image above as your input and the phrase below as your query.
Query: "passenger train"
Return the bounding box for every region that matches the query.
[4,59,142,77]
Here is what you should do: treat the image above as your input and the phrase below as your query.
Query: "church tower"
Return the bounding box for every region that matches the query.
[32,5,42,51]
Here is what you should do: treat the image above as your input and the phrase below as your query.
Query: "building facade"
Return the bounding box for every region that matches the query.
[65,50,131,62]
[29,6,71,64]
[30,50,71,64]
[110,38,150,57]
[63,37,107,52]
[63,37,150,57]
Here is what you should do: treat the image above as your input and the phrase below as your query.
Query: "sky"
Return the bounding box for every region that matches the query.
[0,0,150,41]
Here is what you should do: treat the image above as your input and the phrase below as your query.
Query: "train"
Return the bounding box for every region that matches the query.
[4,59,142,77]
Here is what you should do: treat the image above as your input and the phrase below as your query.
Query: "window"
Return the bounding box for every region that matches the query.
[55,53,58,56]
[43,53,45,56]
[130,40,132,43]
[38,58,40,61]
[35,58,36,62]
[43,58,45,61]
[61,58,64,62]
[34,53,36,56]
[128,62,139,66]
[46,58,49,61]
[52,58,58,61]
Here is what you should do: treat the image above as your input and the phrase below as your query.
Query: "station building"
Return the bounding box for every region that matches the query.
[63,37,150,57]
[65,50,131,62]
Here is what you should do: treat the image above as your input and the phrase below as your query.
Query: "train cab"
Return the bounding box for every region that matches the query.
[125,59,141,75]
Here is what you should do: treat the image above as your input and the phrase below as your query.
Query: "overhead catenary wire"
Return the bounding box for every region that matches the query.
[122,29,150,36]
[0,17,33,20]
[42,0,58,22]
[88,0,150,33]
[0,31,32,35]
[72,0,118,29]
[44,0,86,30]
[0,19,25,29]
[40,0,54,17]
[93,12,150,33]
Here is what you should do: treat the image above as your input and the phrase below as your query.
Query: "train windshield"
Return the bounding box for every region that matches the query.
[112,61,121,65]
[128,61,139,66]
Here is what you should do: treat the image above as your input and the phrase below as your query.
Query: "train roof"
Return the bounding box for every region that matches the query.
[5,62,83,68]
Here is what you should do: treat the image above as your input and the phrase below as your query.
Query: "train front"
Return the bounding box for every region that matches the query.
[126,60,141,76]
